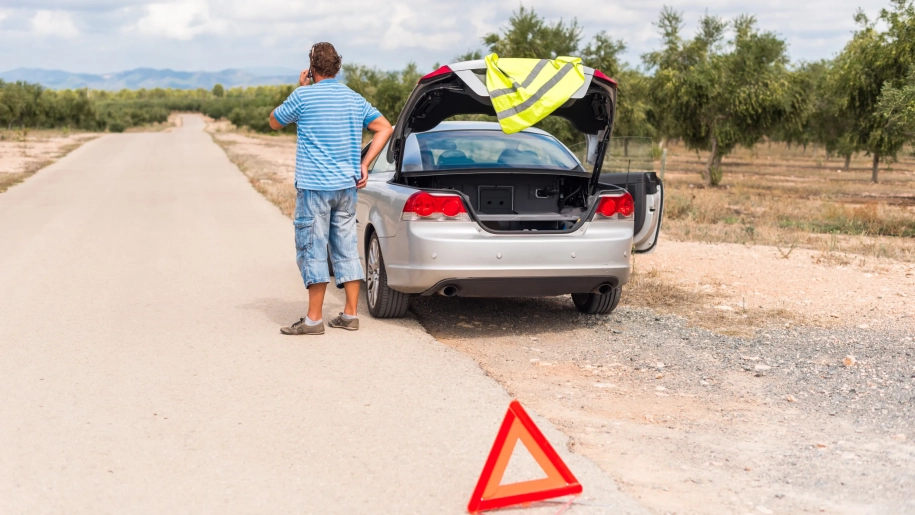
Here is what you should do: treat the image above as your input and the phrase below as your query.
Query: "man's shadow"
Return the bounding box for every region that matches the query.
[239,298,306,325]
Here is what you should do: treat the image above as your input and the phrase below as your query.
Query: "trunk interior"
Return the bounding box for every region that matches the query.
[405,172,592,232]
[404,171,661,235]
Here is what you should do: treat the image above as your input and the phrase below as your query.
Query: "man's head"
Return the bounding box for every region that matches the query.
[309,42,342,78]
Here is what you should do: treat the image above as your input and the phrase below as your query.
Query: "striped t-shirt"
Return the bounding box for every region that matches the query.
[273,79,382,191]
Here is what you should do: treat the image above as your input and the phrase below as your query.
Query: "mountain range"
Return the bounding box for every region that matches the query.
[0,67,301,90]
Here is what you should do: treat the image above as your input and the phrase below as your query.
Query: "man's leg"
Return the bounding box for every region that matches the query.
[282,189,333,335]
[308,283,328,321]
[327,187,365,330]
[342,281,360,316]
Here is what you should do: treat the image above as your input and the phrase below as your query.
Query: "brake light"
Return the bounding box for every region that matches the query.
[592,69,618,86]
[418,65,453,83]
[402,192,469,221]
[595,192,634,219]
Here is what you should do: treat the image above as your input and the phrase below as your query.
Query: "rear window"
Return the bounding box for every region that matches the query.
[401,130,583,172]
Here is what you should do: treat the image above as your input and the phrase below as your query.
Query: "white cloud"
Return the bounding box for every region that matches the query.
[30,10,80,38]
[134,0,225,40]
[0,0,889,74]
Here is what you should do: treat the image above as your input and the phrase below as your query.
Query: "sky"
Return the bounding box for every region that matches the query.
[0,0,884,74]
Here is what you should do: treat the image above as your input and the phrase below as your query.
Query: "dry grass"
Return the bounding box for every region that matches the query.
[208,131,298,217]
[623,264,801,337]
[661,141,915,261]
[0,131,95,193]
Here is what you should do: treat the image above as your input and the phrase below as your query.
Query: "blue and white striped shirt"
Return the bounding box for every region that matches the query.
[273,79,382,191]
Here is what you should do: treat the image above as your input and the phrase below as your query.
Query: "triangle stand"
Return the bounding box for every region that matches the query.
[467,400,582,513]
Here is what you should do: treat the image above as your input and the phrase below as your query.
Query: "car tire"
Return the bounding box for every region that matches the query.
[572,286,622,315]
[365,233,411,318]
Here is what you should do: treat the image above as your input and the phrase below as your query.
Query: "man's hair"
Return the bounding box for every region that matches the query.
[310,42,342,78]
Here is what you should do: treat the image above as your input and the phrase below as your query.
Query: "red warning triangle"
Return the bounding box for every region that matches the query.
[467,400,582,513]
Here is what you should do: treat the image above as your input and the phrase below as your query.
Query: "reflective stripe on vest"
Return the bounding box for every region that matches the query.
[484,54,586,134]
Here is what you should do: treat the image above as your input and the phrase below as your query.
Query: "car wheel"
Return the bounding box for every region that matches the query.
[572,286,622,315]
[365,233,411,318]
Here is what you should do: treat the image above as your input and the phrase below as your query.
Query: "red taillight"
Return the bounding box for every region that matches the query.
[618,193,634,216]
[403,192,469,221]
[596,192,633,219]
[592,69,618,86]
[418,65,453,83]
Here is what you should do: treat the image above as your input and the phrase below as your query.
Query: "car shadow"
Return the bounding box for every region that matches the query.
[410,295,613,339]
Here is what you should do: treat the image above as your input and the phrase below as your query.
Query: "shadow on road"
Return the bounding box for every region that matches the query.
[410,295,611,339]
[239,298,305,325]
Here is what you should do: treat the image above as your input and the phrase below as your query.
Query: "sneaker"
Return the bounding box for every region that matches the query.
[280,317,325,335]
[328,313,359,331]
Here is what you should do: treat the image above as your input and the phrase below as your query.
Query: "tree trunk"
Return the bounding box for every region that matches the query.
[844,154,851,171]
[871,153,879,183]
[659,136,668,149]
[705,136,719,186]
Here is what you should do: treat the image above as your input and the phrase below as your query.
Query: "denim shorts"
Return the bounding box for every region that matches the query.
[294,187,365,289]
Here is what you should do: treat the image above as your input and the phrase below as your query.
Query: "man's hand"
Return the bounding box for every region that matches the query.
[299,70,311,87]
[357,163,369,189]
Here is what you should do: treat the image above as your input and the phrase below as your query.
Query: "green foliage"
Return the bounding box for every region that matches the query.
[212,83,225,98]
[342,63,422,123]
[483,6,582,59]
[833,0,915,181]
[643,8,807,185]
[877,71,915,136]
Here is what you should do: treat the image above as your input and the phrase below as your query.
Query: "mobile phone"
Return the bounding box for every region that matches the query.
[307,69,313,81]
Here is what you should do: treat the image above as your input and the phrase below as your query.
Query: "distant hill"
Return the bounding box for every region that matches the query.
[0,67,300,90]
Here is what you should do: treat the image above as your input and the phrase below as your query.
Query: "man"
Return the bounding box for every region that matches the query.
[269,42,394,335]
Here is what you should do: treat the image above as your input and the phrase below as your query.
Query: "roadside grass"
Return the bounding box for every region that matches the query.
[0,131,96,193]
[208,129,298,217]
[661,141,915,262]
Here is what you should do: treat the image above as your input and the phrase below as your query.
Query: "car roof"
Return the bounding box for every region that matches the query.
[423,120,552,136]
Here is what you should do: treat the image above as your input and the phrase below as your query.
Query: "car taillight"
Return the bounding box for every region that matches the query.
[418,65,453,83]
[595,192,634,219]
[402,192,469,221]
[592,69,618,86]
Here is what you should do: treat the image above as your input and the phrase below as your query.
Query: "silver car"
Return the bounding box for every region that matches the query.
[354,60,663,318]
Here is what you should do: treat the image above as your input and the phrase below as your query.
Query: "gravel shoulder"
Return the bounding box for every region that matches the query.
[210,123,915,514]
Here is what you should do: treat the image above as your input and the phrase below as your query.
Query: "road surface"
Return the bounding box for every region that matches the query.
[0,116,643,514]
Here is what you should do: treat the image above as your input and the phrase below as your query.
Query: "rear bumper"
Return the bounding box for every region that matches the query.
[381,221,633,295]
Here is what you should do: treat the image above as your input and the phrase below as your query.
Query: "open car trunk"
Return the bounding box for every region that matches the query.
[384,60,663,250]
[404,171,593,232]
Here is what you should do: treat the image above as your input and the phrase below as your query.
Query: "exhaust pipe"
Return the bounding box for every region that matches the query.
[591,283,613,295]
[438,285,459,297]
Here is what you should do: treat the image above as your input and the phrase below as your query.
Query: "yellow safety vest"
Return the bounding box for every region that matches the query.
[484,53,586,134]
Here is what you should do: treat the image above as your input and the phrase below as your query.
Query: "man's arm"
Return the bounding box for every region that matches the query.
[357,116,394,188]
[269,110,285,131]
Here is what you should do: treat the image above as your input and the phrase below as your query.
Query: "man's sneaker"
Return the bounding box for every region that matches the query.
[328,313,359,331]
[280,318,324,335]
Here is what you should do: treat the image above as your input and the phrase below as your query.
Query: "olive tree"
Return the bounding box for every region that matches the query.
[644,8,807,185]
[834,0,915,182]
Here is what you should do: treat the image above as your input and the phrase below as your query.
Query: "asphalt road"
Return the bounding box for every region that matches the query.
[0,116,643,514]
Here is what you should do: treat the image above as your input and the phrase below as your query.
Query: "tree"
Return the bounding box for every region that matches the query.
[342,63,422,122]
[643,9,807,185]
[833,0,915,182]
[877,71,915,137]
[212,83,225,98]
[483,6,581,59]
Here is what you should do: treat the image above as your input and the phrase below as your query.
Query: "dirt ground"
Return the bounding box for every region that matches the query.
[209,121,915,514]
[0,129,99,192]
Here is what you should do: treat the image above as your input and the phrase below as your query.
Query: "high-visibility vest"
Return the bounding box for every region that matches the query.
[484,53,586,134]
